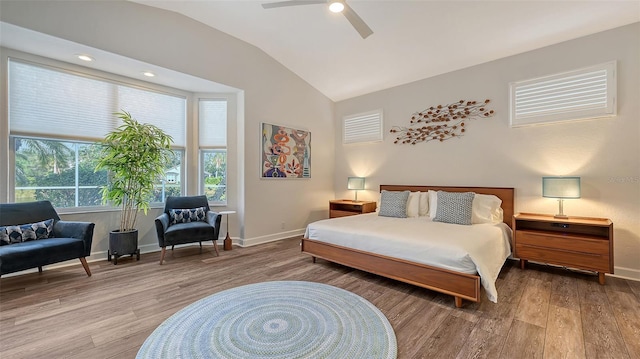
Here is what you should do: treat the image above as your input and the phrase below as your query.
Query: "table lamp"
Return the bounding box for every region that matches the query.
[347,177,365,202]
[542,176,581,219]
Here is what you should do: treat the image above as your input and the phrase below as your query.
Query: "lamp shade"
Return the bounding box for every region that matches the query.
[347,177,365,190]
[542,177,581,199]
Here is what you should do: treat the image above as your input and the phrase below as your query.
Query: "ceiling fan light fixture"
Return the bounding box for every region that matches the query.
[329,0,345,13]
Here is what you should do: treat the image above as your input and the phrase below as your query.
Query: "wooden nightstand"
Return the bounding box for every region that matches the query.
[329,200,376,218]
[513,213,614,284]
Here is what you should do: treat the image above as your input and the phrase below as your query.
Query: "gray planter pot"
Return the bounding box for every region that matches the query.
[108,229,140,265]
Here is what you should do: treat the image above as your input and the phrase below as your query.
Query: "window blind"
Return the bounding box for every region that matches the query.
[198,99,227,147]
[343,109,383,144]
[8,59,186,146]
[510,61,616,127]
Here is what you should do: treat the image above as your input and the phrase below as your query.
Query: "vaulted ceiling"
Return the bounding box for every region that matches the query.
[133,1,637,101]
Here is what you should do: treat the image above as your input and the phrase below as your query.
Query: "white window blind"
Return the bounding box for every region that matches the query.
[117,87,186,146]
[510,61,616,127]
[198,99,227,147]
[343,109,383,144]
[8,59,186,146]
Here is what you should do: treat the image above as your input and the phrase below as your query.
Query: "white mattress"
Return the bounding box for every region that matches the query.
[304,213,512,303]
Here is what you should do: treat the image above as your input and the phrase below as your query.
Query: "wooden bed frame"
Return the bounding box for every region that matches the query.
[301,185,515,308]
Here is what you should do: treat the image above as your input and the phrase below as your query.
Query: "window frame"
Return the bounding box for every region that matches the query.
[509,61,617,127]
[343,109,384,144]
[197,97,229,206]
[200,148,228,206]
[3,49,237,213]
[6,55,190,212]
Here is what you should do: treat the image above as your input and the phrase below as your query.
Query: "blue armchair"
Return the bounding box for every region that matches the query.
[154,195,222,264]
[0,201,94,277]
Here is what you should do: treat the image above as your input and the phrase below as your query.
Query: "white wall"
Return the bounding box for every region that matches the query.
[0,1,335,261]
[334,23,640,280]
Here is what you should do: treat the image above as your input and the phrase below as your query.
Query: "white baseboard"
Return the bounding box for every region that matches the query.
[612,266,640,282]
[239,229,305,247]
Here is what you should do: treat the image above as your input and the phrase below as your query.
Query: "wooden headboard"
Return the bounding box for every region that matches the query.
[380,185,515,228]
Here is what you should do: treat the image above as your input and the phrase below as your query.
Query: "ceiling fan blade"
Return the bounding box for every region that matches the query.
[342,2,373,39]
[262,0,326,9]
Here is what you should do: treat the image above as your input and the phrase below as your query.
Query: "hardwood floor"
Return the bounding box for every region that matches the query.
[1,237,638,359]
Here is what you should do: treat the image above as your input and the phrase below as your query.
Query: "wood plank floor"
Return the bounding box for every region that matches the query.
[1,237,638,359]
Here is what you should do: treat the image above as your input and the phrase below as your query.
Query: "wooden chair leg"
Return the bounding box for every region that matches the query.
[79,258,91,276]
[38,266,43,273]
[212,240,220,256]
[159,247,167,265]
[171,245,174,251]
[199,242,203,253]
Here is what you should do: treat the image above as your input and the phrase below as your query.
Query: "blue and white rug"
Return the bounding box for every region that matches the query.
[137,281,397,359]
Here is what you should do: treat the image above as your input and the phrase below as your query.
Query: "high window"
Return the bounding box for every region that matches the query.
[8,58,186,208]
[510,61,616,127]
[343,109,384,144]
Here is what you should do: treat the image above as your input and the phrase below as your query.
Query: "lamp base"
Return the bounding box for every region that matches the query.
[554,199,569,219]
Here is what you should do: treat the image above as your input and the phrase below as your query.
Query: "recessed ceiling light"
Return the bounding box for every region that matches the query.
[329,0,344,13]
[142,71,156,77]
[77,54,94,62]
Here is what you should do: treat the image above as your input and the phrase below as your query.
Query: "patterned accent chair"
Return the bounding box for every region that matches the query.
[154,195,222,264]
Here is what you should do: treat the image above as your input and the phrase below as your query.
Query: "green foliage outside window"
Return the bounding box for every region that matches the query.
[15,133,182,210]
[203,150,227,203]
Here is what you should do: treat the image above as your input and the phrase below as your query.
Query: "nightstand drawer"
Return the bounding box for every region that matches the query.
[515,231,610,272]
[329,200,376,218]
[330,210,359,218]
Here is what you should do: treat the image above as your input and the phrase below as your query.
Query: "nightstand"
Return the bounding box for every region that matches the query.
[329,200,376,218]
[513,213,613,284]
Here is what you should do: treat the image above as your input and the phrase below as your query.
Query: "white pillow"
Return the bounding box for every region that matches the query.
[418,191,429,216]
[407,191,421,218]
[428,190,438,219]
[472,194,503,224]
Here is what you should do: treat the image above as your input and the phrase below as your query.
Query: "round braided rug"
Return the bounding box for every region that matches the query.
[136,281,397,359]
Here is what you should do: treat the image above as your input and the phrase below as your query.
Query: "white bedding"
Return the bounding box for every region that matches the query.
[304,213,512,302]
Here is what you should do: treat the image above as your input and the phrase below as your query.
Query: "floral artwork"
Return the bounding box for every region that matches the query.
[261,123,311,179]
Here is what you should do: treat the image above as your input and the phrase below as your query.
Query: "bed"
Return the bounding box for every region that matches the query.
[302,185,515,307]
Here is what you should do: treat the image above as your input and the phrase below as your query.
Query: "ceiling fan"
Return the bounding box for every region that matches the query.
[261,0,373,39]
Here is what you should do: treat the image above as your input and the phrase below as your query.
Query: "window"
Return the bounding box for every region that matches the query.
[510,61,616,127]
[153,150,184,203]
[8,58,187,208]
[343,109,383,144]
[198,99,227,204]
[14,138,106,208]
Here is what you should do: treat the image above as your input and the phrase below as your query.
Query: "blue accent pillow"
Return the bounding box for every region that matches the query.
[169,207,207,225]
[378,190,410,218]
[434,191,475,225]
[0,219,54,245]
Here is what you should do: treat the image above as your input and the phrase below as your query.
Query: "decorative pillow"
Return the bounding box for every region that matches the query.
[472,194,503,224]
[418,191,430,217]
[434,191,475,225]
[169,207,207,225]
[428,190,438,219]
[0,219,54,245]
[406,192,421,218]
[378,190,410,218]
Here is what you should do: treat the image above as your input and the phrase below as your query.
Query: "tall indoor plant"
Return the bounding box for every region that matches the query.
[96,111,173,263]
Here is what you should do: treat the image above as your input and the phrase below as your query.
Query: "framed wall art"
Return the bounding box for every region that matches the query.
[261,122,311,179]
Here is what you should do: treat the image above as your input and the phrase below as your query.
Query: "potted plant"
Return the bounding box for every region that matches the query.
[95,111,173,264]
